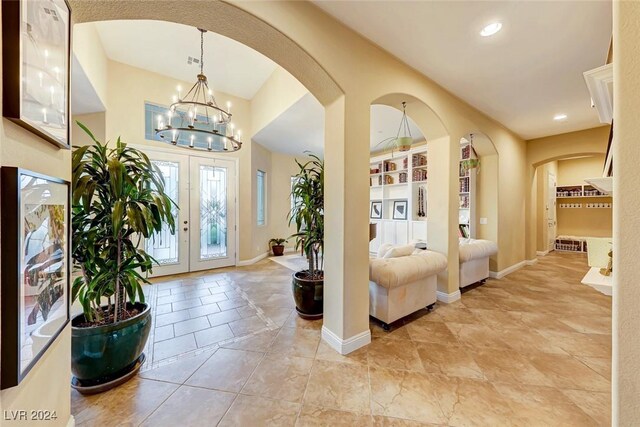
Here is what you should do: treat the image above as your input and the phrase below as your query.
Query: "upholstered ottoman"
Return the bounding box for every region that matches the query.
[369,246,447,328]
[458,238,498,288]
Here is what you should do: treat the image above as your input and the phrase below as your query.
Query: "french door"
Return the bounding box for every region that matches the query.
[143,148,236,277]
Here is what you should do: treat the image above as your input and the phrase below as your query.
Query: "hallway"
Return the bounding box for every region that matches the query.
[71,252,611,426]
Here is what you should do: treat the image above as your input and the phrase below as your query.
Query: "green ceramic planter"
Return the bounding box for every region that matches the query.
[396,136,413,152]
[71,302,151,384]
[292,272,323,319]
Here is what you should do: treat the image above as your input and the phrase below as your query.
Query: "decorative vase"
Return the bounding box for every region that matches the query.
[71,302,151,392]
[292,272,323,319]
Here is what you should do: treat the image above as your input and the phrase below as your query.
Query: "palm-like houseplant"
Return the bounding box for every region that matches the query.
[288,154,324,319]
[70,123,175,388]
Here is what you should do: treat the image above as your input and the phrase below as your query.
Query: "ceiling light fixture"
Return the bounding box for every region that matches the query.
[553,113,568,121]
[480,22,502,37]
[375,102,414,153]
[155,28,242,152]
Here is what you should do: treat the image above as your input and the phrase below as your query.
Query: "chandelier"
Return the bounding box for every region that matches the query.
[155,28,242,152]
[375,101,413,153]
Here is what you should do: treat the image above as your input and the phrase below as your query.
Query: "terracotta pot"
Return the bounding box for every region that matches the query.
[272,245,285,256]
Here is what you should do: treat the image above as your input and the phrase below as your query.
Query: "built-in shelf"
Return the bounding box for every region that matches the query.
[584,177,613,195]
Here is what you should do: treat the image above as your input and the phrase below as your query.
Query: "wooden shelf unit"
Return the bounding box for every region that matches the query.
[459,142,477,238]
[369,148,428,254]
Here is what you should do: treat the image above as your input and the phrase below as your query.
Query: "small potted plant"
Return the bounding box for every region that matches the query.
[269,238,287,256]
[289,154,324,319]
[70,123,175,392]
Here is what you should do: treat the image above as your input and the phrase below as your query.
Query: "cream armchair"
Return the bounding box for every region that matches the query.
[369,246,447,329]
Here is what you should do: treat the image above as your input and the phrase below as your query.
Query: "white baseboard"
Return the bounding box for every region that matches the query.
[67,416,75,427]
[536,250,549,256]
[436,290,461,303]
[321,326,371,355]
[489,259,533,279]
[237,251,269,267]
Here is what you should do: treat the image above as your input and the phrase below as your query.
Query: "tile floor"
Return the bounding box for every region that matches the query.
[71,251,611,426]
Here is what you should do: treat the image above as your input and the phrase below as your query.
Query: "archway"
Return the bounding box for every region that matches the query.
[369,93,461,297]
[458,132,499,271]
[68,1,374,355]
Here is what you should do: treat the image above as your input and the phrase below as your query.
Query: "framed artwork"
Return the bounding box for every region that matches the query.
[2,0,72,149]
[370,201,382,219]
[393,200,408,220]
[1,167,70,389]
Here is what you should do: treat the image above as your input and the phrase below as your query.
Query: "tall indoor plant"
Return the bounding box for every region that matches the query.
[70,123,175,390]
[289,154,324,319]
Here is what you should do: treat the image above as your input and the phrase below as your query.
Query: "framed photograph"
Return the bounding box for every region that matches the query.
[2,0,72,149]
[370,201,382,219]
[1,167,70,389]
[393,200,408,220]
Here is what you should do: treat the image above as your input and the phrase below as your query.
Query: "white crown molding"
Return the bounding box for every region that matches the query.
[321,326,371,355]
[583,63,613,124]
[436,290,461,304]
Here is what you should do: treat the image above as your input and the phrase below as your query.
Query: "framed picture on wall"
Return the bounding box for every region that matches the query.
[1,168,71,389]
[2,0,72,149]
[370,201,382,219]
[393,200,408,220]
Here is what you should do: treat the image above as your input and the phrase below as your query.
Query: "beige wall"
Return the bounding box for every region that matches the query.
[72,112,106,146]
[102,60,265,260]
[535,161,557,252]
[251,67,308,137]
[73,23,108,108]
[0,22,72,426]
[270,152,305,251]
[476,154,499,270]
[525,125,610,260]
[613,2,640,423]
[557,155,606,185]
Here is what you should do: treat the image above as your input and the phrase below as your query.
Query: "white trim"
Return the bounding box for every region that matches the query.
[525,258,538,266]
[321,326,371,355]
[436,290,461,303]
[67,416,75,427]
[536,250,549,256]
[489,260,529,279]
[237,251,269,267]
[583,63,613,124]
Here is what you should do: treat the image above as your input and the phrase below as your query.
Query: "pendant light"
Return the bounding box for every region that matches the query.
[155,28,242,152]
[375,101,414,153]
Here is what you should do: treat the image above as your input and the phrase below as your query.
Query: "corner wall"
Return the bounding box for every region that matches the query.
[613,1,640,423]
[0,16,72,425]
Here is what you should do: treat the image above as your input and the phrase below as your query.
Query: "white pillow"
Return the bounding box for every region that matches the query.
[383,244,415,259]
[377,243,393,259]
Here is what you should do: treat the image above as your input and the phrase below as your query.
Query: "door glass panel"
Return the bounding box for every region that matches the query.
[146,161,179,265]
[200,165,227,259]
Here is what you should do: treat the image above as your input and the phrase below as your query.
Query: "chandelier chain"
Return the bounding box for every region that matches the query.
[200,29,204,75]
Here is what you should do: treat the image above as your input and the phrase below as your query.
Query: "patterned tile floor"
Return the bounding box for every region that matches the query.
[71,251,611,426]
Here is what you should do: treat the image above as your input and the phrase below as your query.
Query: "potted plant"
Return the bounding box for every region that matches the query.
[269,238,287,256]
[70,123,175,391]
[289,154,324,319]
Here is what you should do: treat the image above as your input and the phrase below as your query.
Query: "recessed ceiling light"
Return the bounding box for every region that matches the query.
[480,22,502,37]
[553,114,568,121]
